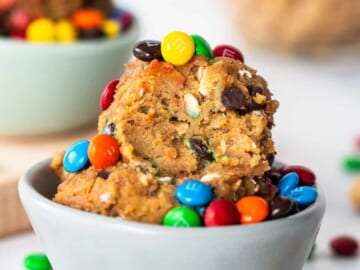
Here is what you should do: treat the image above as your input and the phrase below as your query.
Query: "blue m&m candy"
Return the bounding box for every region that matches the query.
[286,186,318,206]
[63,140,90,173]
[278,172,299,196]
[175,180,213,207]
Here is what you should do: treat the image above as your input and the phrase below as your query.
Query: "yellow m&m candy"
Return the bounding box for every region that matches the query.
[26,18,55,42]
[102,19,121,38]
[55,20,77,43]
[161,31,195,66]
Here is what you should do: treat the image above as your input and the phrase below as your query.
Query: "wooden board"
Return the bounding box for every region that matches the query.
[0,127,96,237]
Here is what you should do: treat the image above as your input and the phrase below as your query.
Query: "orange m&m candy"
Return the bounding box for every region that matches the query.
[236,195,269,224]
[88,134,120,169]
[72,9,104,29]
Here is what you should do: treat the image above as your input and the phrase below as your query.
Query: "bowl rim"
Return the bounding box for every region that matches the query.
[19,158,326,235]
[0,18,139,50]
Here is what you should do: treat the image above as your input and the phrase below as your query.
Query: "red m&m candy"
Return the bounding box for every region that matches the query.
[88,134,120,169]
[282,165,316,186]
[204,199,239,226]
[213,45,244,62]
[330,236,358,256]
[100,79,119,111]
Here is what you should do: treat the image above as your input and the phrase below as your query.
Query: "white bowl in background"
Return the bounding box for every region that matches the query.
[0,20,138,136]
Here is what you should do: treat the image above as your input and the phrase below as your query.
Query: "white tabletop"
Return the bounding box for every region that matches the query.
[1,0,360,269]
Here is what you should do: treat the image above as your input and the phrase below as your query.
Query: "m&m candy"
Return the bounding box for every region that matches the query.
[278,172,299,196]
[100,79,119,111]
[63,140,90,173]
[286,186,318,206]
[282,165,316,186]
[88,134,120,169]
[26,18,55,42]
[54,19,77,43]
[330,236,359,256]
[72,9,104,29]
[24,253,52,270]
[102,19,121,38]
[236,195,269,224]
[133,40,162,61]
[204,199,239,226]
[161,31,195,66]
[163,206,202,227]
[175,180,213,207]
[191,34,213,59]
[213,44,244,62]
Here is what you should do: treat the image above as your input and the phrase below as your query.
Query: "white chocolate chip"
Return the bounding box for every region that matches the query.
[239,69,252,78]
[198,68,209,96]
[199,86,208,96]
[99,192,111,203]
[184,93,200,118]
[196,66,205,81]
[200,173,220,183]
[158,176,173,183]
[138,88,145,97]
[252,110,262,116]
[219,140,227,155]
[139,174,152,186]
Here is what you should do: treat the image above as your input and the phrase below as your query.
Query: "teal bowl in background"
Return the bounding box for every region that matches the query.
[0,20,138,136]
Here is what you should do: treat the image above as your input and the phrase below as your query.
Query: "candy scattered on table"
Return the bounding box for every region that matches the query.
[343,154,360,172]
[24,253,52,270]
[330,235,359,256]
[0,1,133,42]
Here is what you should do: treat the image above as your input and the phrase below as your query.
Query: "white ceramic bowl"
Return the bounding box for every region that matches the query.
[0,21,138,136]
[19,159,325,270]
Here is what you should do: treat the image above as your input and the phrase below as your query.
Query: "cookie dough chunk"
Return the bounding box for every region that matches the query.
[53,54,279,224]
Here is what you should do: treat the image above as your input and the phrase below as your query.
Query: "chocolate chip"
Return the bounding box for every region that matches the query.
[97,170,110,180]
[189,137,214,161]
[267,154,275,165]
[269,196,300,219]
[236,109,248,116]
[221,86,245,110]
[267,171,282,185]
[133,40,162,61]
[256,177,278,199]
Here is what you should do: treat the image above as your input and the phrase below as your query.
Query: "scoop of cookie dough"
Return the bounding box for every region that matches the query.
[52,53,279,224]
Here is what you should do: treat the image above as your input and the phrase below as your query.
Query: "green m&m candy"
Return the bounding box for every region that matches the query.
[191,34,213,59]
[343,154,360,172]
[24,253,52,270]
[163,206,202,227]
